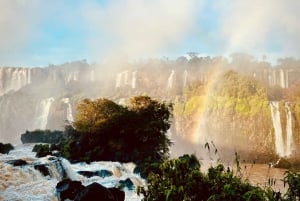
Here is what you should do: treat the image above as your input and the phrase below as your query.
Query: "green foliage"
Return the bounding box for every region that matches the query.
[0,142,14,154]
[32,144,51,157]
[138,154,300,201]
[283,171,300,200]
[59,95,173,164]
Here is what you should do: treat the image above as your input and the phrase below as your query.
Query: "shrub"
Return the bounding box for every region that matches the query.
[32,144,51,157]
[0,142,14,154]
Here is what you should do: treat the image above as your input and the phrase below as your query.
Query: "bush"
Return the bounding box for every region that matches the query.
[0,142,14,154]
[32,144,51,157]
[137,154,290,201]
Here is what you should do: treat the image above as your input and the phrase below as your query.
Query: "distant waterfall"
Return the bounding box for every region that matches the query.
[32,98,55,130]
[0,68,31,95]
[280,69,285,88]
[167,70,175,89]
[132,71,137,89]
[285,103,294,156]
[62,98,74,123]
[116,72,122,88]
[270,102,295,157]
[90,70,95,82]
[183,70,188,87]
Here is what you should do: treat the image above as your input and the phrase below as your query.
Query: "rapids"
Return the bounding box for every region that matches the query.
[0,144,144,201]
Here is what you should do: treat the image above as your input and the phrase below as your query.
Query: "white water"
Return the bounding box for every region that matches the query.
[32,98,55,130]
[270,102,285,157]
[167,70,175,89]
[132,71,137,89]
[62,98,74,123]
[285,103,294,156]
[183,70,188,87]
[0,68,31,96]
[280,69,285,88]
[90,70,95,82]
[0,144,144,201]
[270,102,295,157]
[116,72,123,88]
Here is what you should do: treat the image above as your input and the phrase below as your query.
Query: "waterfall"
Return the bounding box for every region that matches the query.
[285,103,294,156]
[124,71,129,85]
[32,98,55,130]
[270,102,295,157]
[132,71,137,89]
[280,69,285,88]
[62,98,74,123]
[90,70,95,82]
[167,70,175,89]
[183,70,188,87]
[116,72,122,88]
[270,102,285,157]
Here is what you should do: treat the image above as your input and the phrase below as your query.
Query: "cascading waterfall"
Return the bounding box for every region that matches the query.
[90,70,95,82]
[280,69,285,88]
[270,102,285,157]
[62,98,74,123]
[167,70,175,89]
[132,71,137,89]
[183,70,188,87]
[285,103,294,156]
[270,101,295,157]
[116,72,122,88]
[0,68,31,95]
[0,144,144,201]
[32,98,55,130]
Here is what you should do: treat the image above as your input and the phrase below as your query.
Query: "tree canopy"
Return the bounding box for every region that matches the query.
[60,95,173,163]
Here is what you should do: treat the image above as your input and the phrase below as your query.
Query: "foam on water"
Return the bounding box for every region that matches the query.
[0,144,144,201]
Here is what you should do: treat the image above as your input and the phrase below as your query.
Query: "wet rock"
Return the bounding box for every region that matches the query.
[77,170,113,178]
[74,182,124,201]
[6,159,27,166]
[98,170,113,178]
[56,179,84,201]
[273,158,292,169]
[119,178,134,190]
[34,164,50,177]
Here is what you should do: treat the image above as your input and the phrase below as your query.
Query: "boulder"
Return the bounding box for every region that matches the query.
[119,178,134,190]
[56,179,85,201]
[21,130,63,144]
[6,159,27,166]
[74,183,124,201]
[273,158,292,169]
[77,170,113,178]
[98,170,113,178]
[34,164,50,177]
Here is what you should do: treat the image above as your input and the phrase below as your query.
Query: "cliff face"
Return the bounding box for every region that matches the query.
[1,58,300,163]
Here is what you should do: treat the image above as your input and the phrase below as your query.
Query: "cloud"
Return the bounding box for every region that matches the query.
[82,0,200,60]
[214,0,300,57]
[0,0,44,56]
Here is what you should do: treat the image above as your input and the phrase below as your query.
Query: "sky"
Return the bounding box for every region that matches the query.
[0,0,300,66]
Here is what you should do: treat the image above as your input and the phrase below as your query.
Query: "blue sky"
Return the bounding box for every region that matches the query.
[0,0,299,66]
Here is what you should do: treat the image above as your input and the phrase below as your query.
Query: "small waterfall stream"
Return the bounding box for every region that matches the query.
[167,70,175,89]
[285,103,294,156]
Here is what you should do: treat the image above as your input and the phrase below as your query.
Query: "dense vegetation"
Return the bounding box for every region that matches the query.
[174,70,275,161]
[58,95,172,164]
[0,142,14,154]
[138,154,300,201]
[32,144,51,157]
[21,129,63,144]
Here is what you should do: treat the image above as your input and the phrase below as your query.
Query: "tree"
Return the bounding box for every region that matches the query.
[60,96,173,163]
[74,98,125,134]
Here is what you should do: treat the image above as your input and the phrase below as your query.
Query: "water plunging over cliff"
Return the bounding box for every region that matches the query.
[32,98,55,130]
[270,102,295,157]
[167,70,175,89]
